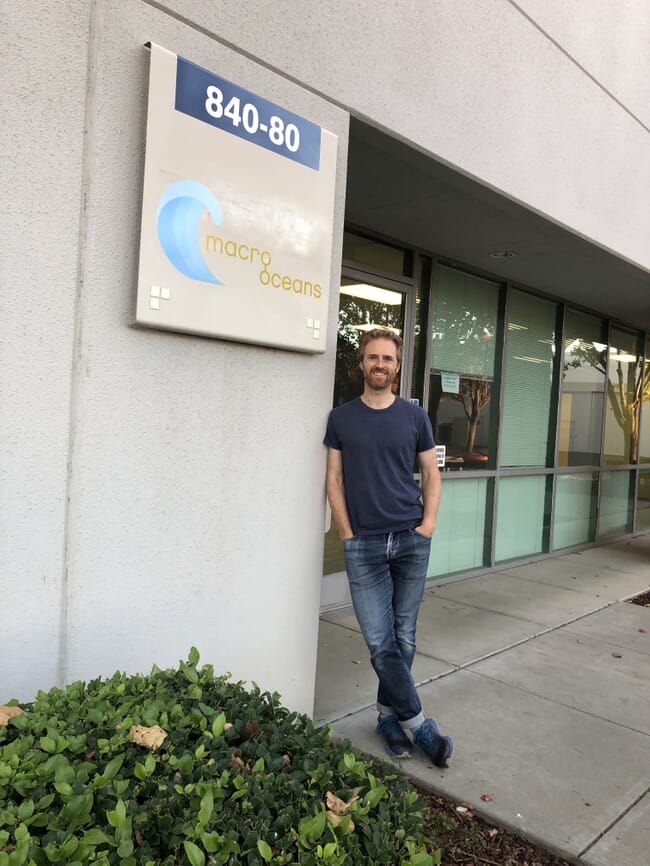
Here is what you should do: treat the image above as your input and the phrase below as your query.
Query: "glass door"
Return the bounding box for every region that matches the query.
[322,270,414,586]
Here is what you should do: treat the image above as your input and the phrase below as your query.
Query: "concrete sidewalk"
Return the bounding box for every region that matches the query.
[314,535,650,865]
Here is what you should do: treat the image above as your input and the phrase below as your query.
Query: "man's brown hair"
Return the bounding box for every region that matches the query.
[357,328,403,363]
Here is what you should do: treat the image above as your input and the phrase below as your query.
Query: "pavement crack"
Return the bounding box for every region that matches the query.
[577,784,650,858]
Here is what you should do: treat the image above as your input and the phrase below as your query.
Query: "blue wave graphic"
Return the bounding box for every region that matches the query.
[156,181,223,284]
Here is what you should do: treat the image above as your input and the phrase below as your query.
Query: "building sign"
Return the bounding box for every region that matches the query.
[136,44,338,352]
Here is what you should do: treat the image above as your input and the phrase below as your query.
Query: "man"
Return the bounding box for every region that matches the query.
[324,328,453,767]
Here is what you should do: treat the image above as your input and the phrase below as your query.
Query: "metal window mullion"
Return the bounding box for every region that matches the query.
[421,258,438,416]
[400,270,418,401]
[490,282,512,565]
[595,319,613,538]
[548,303,566,553]
[551,304,566,469]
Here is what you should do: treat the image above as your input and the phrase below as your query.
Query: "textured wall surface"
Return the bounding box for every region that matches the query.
[515,0,650,128]
[2,0,348,713]
[1,1,91,698]
[163,0,650,271]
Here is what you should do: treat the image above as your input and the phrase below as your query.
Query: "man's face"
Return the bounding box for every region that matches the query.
[360,337,401,391]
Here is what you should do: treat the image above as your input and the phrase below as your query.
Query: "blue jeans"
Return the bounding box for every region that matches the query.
[343,528,431,730]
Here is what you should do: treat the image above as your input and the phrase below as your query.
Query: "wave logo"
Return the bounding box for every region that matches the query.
[156,181,224,284]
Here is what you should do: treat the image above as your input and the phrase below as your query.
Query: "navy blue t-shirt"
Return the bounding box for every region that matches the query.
[324,396,435,535]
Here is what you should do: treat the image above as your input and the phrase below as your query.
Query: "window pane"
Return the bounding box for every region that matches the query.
[495,475,550,561]
[428,478,489,576]
[604,328,641,464]
[500,291,557,467]
[598,471,634,538]
[333,278,405,406]
[636,470,650,531]
[558,311,606,466]
[343,231,410,277]
[552,473,597,550]
[639,337,650,464]
[430,266,499,376]
[428,265,500,470]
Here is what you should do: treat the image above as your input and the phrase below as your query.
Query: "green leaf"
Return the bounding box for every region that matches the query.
[112,779,129,796]
[188,647,200,667]
[252,757,265,773]
[54,764,74,785]
[14,824,29,844]
[405,851,434,866]
[17,800,34,821]
[181,663,199,684]
[117,840,134,858]
[60,835,79,857]
[40,736,57,754]
[62,792,93,820]
[81,829,111,845]
[200,831,221,853]
[198,790,214,827]
[211,713,226,738]
[133,763,147,781]
[183,840,205,866]
[103,755,124,780]
[54,782,73,798]
[299,810,326,844]
[257,839,273,862]
[364,785,387,809]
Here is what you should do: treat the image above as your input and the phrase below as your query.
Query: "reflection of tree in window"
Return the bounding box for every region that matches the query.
[428,267,499,469]
[565,336,647,463]
[447,378,492,453]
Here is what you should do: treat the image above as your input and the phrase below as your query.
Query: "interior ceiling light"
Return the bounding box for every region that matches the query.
[351,323,402,334]
[490,250,517,259]
[340,283,403,305]
[609,351,637,363]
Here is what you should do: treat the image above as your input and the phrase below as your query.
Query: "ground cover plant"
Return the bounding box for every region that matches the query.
[0,649,442,866]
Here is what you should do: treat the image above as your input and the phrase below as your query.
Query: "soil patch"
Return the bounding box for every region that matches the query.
[626,588,650,607]
[415,786,576,866]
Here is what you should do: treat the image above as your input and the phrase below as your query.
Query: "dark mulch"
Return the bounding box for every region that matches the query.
[414,786,576,866]
[626,587,650,607]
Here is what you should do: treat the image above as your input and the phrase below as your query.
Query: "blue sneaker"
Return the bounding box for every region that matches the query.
[376,714,413,758]
[413,718,453,768]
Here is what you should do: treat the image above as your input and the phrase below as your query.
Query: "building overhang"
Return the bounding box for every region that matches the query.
[345,119,650,332]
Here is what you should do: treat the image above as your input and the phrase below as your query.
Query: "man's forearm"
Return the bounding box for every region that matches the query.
[327,478,354,539]
[325,449,354,540]
[418,453,442,535]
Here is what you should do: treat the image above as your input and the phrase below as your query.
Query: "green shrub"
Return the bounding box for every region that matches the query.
[0,649,441,865]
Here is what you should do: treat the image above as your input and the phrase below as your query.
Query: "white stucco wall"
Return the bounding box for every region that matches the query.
[1,1,91,697]
[163,0,650,272]
[2,0,348,713]
[515,0,650,128]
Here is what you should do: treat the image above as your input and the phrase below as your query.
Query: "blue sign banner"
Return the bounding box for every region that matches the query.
[174,56,321,171]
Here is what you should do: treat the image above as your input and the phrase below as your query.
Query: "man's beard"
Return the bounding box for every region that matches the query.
[363,368,397,391]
